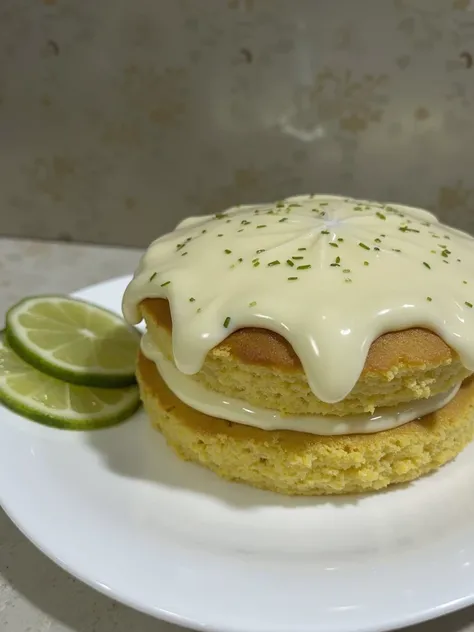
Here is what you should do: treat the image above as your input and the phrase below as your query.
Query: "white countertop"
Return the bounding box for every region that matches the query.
[1,237,473,632]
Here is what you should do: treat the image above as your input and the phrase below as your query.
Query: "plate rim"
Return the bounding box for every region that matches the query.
[1,275,474,632]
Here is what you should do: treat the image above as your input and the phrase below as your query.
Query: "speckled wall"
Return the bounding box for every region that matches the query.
[1,0,474,246]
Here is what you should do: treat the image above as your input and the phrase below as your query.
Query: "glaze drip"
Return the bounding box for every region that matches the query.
[123,194,474,403]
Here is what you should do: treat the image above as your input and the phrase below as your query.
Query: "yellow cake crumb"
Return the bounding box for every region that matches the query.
[137,351,474,496]
[141,300,471,416]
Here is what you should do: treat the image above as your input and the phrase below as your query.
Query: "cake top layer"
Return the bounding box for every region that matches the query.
[122,194,474,403]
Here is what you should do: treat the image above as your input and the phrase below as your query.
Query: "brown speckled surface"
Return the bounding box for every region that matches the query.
[2,1,474,245]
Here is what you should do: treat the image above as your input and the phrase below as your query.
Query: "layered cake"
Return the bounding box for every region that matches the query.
[122,195,474,495]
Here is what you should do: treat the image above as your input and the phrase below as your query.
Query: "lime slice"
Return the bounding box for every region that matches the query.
[0,336,140,429]
[6,295,141,387]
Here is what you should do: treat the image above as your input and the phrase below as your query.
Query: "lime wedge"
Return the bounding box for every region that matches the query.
[0,337,140,429]
[6,295,140,387]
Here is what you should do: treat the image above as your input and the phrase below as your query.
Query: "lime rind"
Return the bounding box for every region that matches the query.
[0,337,141,430]
[6,295,141,388]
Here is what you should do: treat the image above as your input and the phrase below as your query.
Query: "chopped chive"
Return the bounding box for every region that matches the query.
[176,243,185,251]
[344,278,352,283]
[276,201,285,208]
[298,247,307,251]
[223,316,231,328]
[297,264,311,270]
[373,246,380,251]
[426,297,432,302]
[329,242,339,248]
[217,234,223,237]
[238,257,243,263]
[359,242,370,250]
[253,260,260,267]
[224,249,232,254]
[466,302,473,308]
[249,301,257,307]
[256,224,266,229]
[441,249,450,257]
[288,276,298,280]
[374,238,381,243]
[337,237,344,242]
[215,213,225,219]
[292,256,304,260]
[196,308,202,313]
[161,280,171,287]
[330,263,340,267]
[268,260,281,267]
[320,202,329,206]
[241,220,251,225]
[149,272,157,281]
[256,249,265,254]
[286,259,294,266]
[201,229,207,234]
[364,261,369,266]
[392,248,401,253]
[321,230,330,235]
[279,217,288,223]
[423,262,431,269]
[343,268,351,273]
[335,256,341,264]
[181,252,188,256]
[189,297,196,302]
[463,280,468,284]
[376,212,386,220]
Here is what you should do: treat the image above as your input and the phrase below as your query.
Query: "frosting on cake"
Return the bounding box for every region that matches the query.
[123,194,474,404]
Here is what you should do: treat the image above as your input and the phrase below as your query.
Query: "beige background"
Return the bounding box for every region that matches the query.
[1,0,474,245]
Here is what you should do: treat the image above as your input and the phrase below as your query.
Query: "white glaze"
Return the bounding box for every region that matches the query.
[122,194,474,404]
[141,333,461,435]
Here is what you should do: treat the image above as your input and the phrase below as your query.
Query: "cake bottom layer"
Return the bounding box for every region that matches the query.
[136,350,474,496]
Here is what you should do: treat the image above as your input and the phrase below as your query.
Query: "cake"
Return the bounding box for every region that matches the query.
[122,194,474,495]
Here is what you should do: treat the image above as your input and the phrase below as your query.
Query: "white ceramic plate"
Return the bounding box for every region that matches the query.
[1,276,474,632]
